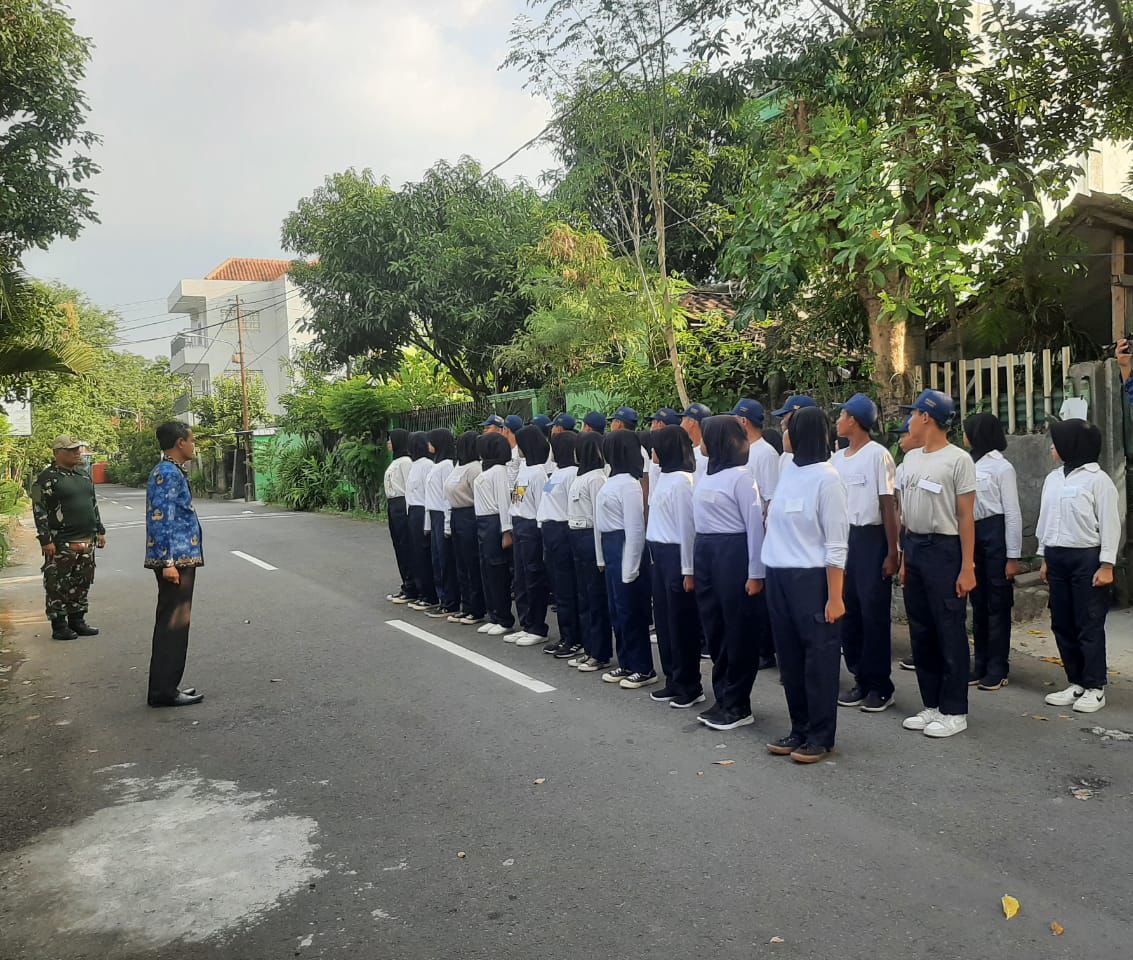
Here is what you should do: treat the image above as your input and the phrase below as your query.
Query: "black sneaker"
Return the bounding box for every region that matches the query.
[767,733,805,756]
[702,710,755,731]
[790,743,830,764]
[553,642,583,660]
[543,639,562,655]
[859,690,894,712]
[898,656,916,671]
[670,692,706,709]
[838,684,867,707]
[427,606,456,619]
[649,686,678,702]
[697,704,726,726]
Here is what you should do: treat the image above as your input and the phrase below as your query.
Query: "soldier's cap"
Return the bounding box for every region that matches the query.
[729,398,765,427]
[771,395,816,418]
[52,435,82,451]
[900,389,956,426]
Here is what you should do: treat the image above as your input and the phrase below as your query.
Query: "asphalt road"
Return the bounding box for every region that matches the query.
[1,486,1132,959]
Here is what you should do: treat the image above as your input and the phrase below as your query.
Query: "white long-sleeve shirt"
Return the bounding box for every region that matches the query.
[831,440,895,527]
[1036,463,1121,565]
[646,470,695,576]
[507,446,523,491]
[473,464,513,532]
[693,448,709,485]
[384,455,412,499]
[595,473,646,583]
[748,437,780,504]
[762,460,849,570]
[973,450,1023,559]
[511,462,549,522]
[692,465,766,579]
[443,461,481,510]
[424,459,454,535]
[568,470,606,530]
[405,458,431,508]
[537,465,578,524]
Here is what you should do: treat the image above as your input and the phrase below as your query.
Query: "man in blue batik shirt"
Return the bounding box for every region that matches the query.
[1118,337,1133,405]
[145,421,204,707]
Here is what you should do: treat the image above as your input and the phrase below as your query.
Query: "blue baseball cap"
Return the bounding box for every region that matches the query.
[504,414,524,433]
[481,415,507,429]
[896,416,912,435]
[611,406,639,427]
[552,413,577,431]
[583,411,607,433]
[772,395,816,418]
[680,403,713,422]
[647,407,682,427]
[900,389,956,426]
[730,398,765,427]
[530,415,551,429]
[836,393,878,432]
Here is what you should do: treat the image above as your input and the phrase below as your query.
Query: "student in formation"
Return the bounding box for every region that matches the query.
[405,432,439,612]
[830,394,900,713]
[473,433,516,637]
[645,425,705,709]
[963,413,1022,691]
[762,427,784,455]
[539,431,581,659]
[443,431,486,626]
[893,416,919,671]
[647,407,683,495]
[1038,419,1120,714]
[567,432,613,672]
[770,395,816,472]
[508,426,553,646]
[383,428,416,604]
[680,403,713,482]
[896,390,977,738]
[692,416,766,731]
[596,430,656,688]
[424,428,460,619]
[551,413,577,436]
[611,406,652,478]
[582,412,606,434]
[762,406,849,763]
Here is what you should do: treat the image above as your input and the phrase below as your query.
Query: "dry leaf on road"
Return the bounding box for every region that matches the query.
[1039,656,1064,665]
[1051,921,1065,936]
[533,778,546,785]
[1002,895,1020,920]
[712,760,736,766]
[769,936,785,944]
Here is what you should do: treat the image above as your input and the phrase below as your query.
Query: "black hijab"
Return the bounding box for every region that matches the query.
[1050,419,1102,475]
[477,433,511,471]
[652,424,694,474]
[964,413,1006,463]
[637,430,654,454]
[762,427,784,455]
[603,430,644,479]
[516,425,550,466]
[428,427,455,463]
[389,428,409,458]
[455,430,479,466]
[550,431,577,468]
[576,432,605,476]
[789,407,832,467]
[408,431,431,461]
[701,415,749,475]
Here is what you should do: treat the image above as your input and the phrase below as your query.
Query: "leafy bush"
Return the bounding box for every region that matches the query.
[273,438,338,511]
[333,437,388,513]
[0,478,24,567]
[321,377,392,440]
[104,425,160,487]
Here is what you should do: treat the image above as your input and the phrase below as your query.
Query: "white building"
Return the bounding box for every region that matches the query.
[168,258,313,421]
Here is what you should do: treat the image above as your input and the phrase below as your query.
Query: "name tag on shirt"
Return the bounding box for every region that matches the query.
[977,476,991,489]
[544,480,557,493]
[917,478,943,495]
[1060,486,1080,499]
[697,490,718,504]
[846,474,867,486]
[784,499,804,513]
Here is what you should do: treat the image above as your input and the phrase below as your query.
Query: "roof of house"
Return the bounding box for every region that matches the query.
[680,289,737,319]
[205,258,295,282]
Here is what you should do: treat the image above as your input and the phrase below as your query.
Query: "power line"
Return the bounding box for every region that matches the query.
[112,286,305,335]
[112,289,306,345]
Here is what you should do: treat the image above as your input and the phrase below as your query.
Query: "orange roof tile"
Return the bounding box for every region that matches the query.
[205,258,295,282]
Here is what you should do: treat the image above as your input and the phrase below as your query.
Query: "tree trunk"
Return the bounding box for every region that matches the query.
[861,289,919,413]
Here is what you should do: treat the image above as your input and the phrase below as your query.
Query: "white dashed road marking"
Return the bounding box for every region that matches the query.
[231,550,277,571]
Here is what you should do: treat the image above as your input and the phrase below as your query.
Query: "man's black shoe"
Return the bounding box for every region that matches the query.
[838,683,867,707]
[767,733,805,756]
[51,619,78,641]
[68,617,99,637]
[148,691,204,708]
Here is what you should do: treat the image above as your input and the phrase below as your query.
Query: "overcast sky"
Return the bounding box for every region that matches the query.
[22,0,554,359]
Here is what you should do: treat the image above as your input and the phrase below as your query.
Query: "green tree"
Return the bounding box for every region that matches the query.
[191,374,269,436]
[0,0,100,266]
[0,268,95,380]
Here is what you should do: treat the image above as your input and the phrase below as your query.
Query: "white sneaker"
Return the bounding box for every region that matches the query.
[485,624,509,637]
[1045,684,1085,706]
[446,614,464,623]
[902,707,943,731]
[567,653,588,667]
[503,630,526,642]
[477,622,496,634]
[514,633,544,647]
[924,714,968,738]
[1073,688,1106,713]
[459,616,483,626]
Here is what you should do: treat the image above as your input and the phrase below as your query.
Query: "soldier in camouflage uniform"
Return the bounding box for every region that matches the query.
[31,436,106,641]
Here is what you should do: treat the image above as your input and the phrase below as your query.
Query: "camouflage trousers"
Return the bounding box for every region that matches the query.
[42,545,96,619]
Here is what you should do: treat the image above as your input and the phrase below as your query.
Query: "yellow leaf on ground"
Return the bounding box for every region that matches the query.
[1051,921,1064,936]
[712,759,736,766]
[1002,895,1020,919]
[1031,715,1049,721]
[1039,656,1064,665]
[769,937,785,944]
[1028,630,1046,636]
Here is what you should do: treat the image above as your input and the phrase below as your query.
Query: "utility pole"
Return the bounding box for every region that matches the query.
[234,296,255,501]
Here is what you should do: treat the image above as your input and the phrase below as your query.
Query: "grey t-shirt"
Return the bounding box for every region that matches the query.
[897,444,977,536]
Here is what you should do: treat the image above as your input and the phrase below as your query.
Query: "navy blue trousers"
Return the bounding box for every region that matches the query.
[407,505,437,605]
[542,520,579,648]
[451,507,485,619]
[903,534,968,715]
[476,515,514,629]
[429,510,460,612]
[766,567,842,749]
[1046,546,1109,689]
[649,541,703,700]
[601,530,654,675]
[970,514,1013,682]
[694,532,762,716]
[387,496,416,598]
[513,517,549,637]
[571,527,612,661]
[842,524,894,697]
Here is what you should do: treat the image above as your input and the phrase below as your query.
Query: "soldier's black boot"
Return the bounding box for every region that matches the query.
[68,613,99,637]
[52,617,78,641]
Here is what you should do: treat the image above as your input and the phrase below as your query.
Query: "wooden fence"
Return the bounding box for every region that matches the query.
[914,347,1073,433]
